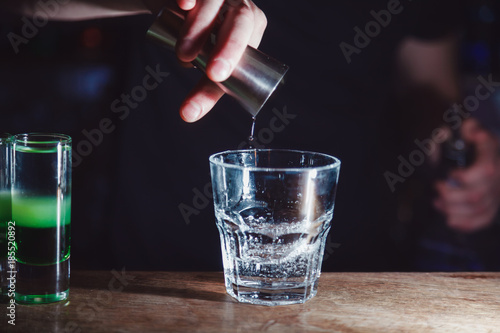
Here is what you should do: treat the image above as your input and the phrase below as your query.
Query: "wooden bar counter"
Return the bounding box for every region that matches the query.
[2,271,500,332]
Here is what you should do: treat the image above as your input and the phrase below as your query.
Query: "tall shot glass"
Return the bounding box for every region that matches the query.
[0,134,12,300]
[12,133,72,304]
[210,149,341,306]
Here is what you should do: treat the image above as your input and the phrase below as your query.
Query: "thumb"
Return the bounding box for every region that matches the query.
[460,118,481,142]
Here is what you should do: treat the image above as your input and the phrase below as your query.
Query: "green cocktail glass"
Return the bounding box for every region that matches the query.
[12,133,72,304]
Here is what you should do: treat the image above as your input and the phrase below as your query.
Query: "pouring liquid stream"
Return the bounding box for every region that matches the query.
[248,116,257,148]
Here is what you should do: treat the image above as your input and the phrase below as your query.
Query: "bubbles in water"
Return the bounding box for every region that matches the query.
[239,206,273,224]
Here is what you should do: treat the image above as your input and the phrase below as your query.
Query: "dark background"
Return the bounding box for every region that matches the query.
[1,0,500,272]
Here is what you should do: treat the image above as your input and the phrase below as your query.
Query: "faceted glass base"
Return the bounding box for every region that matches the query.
[227,279,318,306]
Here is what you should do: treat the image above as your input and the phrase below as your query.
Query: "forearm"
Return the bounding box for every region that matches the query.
[5,0,163,21]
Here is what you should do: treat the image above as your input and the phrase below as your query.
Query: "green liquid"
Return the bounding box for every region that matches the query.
[0,191,11,257]
[12,196,71,265]
[0,191,11,221]
[14,144,70,154]
[12,196,71,228]
[15,225,71,264]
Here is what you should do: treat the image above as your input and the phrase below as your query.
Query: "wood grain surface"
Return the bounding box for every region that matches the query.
[2,271,500,332]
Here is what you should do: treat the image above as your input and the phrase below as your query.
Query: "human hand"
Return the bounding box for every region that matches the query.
[434,119,500,233]
[147,0,267,122]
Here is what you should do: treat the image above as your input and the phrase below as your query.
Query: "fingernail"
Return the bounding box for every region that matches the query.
[210,58,231,82]
[179,0,195,10]
[182,101,202,122]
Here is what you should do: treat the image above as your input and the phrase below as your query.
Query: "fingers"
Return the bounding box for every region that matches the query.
[434,145,500,232]
[210,0,267,81]
[176,0,223,63]
[180,77,225,122]
[215,0,267,49]
[445,212,497,233]
[449,161,496,188]
[176,0,267,82]
[174,0,267,122]
[435,181,494,214]
[434,189,498,233]
[205,3,255,82]
[205,1,267,82]
[176,0,196,10]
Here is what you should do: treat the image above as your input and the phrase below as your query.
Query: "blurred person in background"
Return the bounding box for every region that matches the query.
[2,0,500,271]
[401,0,500,270]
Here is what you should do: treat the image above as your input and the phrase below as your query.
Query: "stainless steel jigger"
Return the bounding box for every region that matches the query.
[146,7,289,117]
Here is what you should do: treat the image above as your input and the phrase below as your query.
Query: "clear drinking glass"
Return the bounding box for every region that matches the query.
[12,133,72,304]
[0,134,12,300]
[210,149,341,306]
